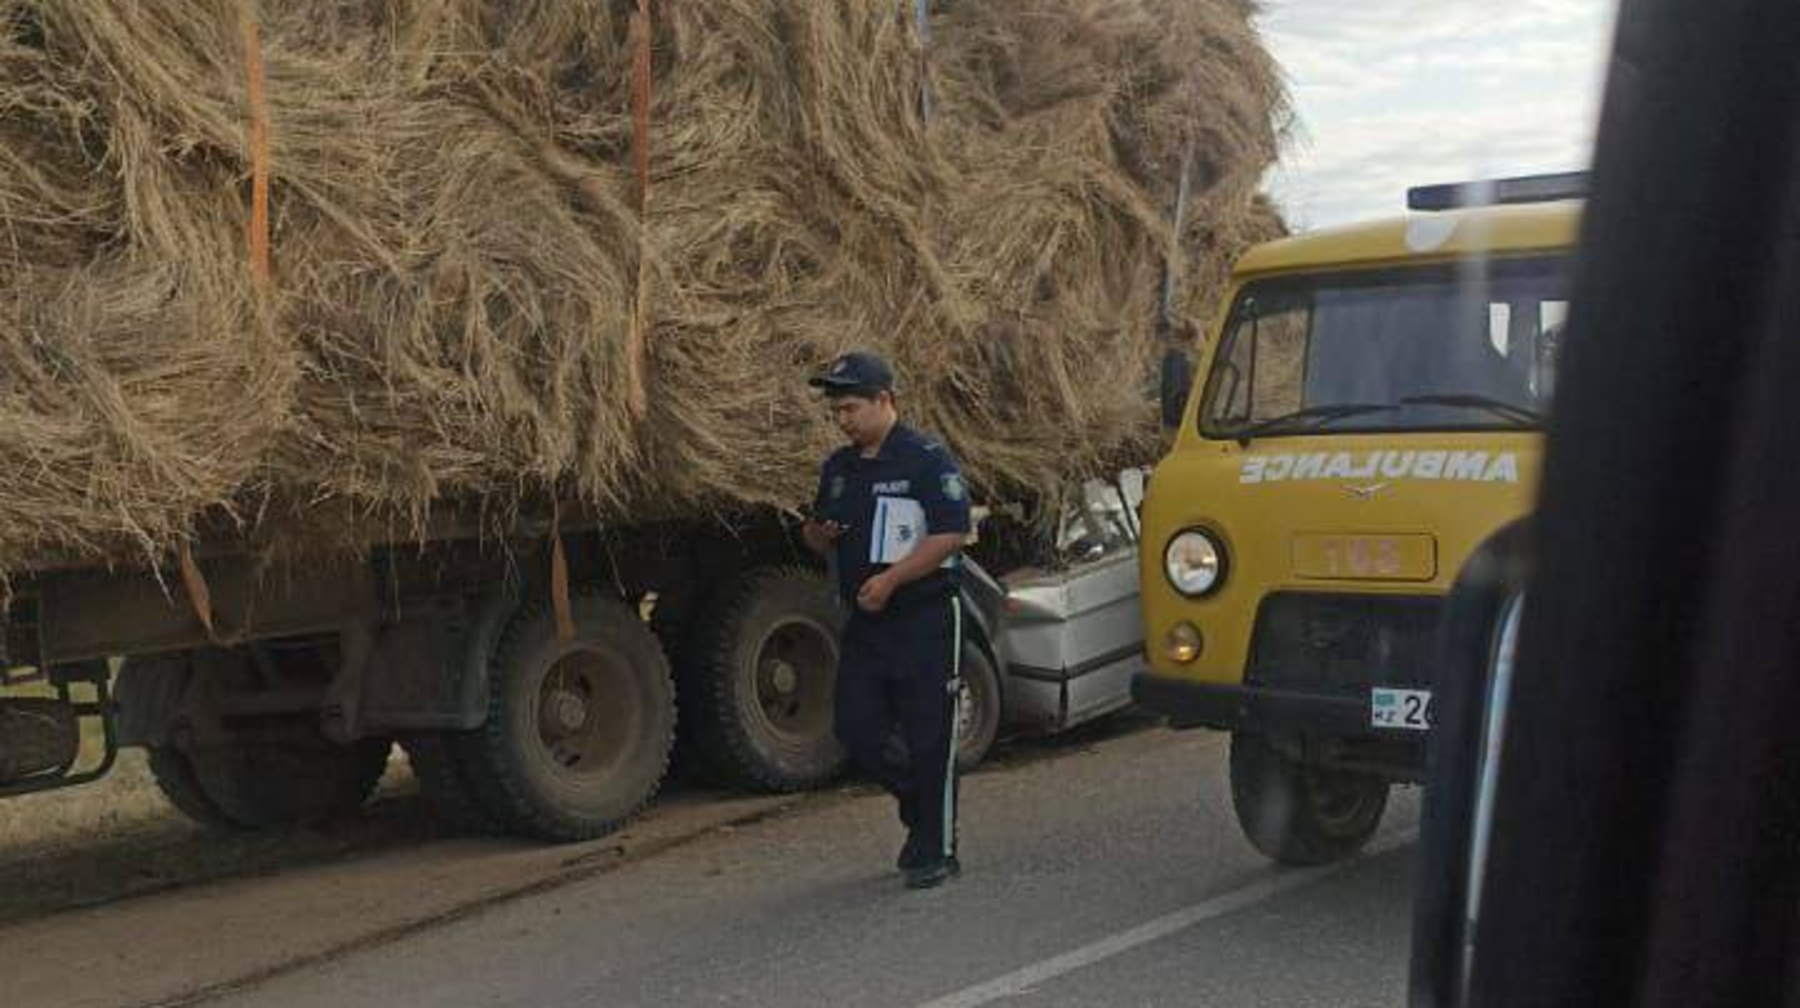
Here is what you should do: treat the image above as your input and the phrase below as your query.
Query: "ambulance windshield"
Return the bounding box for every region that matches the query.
[1200,257,1570,439]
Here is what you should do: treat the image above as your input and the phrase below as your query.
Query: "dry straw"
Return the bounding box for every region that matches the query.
[0,0,1287,575]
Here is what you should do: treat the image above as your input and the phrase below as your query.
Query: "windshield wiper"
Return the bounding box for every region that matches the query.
[1233,403,1398,445]
[1400,393,1542,425]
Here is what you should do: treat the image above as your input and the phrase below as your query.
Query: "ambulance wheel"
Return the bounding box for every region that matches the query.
[1229,731,1387,865]
[453,593,676,842]
[955,642,1001,771]
[681,566,847,792]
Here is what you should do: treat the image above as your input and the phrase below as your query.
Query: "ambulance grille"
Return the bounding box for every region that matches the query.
[1245,592,1444,695]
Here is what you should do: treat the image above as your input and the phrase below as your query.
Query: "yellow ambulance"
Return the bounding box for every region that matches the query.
[1134,174,1582,864]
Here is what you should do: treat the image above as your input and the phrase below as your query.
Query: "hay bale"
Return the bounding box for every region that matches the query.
[0,0,1287,573]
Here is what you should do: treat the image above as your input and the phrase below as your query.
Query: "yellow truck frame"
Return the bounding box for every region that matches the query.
[1133,174,1582,865]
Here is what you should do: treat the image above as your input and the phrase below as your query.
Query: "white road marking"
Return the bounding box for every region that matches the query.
[912,830,1416,1008]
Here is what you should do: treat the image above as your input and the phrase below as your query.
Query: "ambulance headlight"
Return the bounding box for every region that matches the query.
[1164,529,1226,597]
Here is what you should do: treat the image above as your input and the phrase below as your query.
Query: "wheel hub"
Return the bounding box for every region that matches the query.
[1306,765,1381,828]
[751,619,837,742]
[534,650,639,776]
[766,660,800,696]
[550,689,589,733]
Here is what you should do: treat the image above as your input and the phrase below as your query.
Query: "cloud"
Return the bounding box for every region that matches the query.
[1270,100,1598,227]
[1262,0,1599,50]
[1257,0,1618,228]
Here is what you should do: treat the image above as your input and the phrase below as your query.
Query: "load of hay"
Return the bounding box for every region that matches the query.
[0,0,1286,574]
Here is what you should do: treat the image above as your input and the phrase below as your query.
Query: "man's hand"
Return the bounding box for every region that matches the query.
[856,571,897,613]
[856,532,964,613]
[801,518,846,557]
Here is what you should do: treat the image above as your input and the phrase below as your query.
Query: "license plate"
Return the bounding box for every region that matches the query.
[1292,534,1437,581]
[1371,687,1432,731]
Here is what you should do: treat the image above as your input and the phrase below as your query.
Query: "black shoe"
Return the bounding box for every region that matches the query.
[897,832,927,872]
[904,856,961,890]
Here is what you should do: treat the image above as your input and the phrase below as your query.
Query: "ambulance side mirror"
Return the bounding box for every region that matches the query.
[1160,349,1195,429]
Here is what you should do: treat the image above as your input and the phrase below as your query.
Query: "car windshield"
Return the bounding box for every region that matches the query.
[1201,258,1571,439]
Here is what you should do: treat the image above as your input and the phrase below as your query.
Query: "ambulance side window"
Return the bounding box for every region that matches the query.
[1205,294,1311,427]
[1207,309,1256,425]
[1494,296,1569,404]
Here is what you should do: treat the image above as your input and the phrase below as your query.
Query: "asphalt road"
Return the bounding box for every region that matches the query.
[220,722,1421,1008]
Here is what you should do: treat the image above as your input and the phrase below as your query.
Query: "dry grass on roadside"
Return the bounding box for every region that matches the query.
[0,745,432,928]
[0,749,177,861]
[0,675,186,861]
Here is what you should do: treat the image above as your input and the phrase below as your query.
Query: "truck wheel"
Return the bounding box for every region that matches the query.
[117,656,244,829]
[189,734,393,830]
[454,593,676,842]
[145,747,240,830]
[1229,731,1388,865]
[402,733,499,834]
[956,642,1002,771]
[681,567,847,792]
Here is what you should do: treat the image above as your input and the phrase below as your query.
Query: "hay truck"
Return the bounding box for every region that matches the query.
[0,0,1273,843]
[1134,174,1579,864]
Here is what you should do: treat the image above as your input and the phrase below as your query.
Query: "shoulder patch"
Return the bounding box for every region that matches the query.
[940,472,967,502]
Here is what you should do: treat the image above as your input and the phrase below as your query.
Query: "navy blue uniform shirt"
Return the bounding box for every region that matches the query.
[813,424,972,612]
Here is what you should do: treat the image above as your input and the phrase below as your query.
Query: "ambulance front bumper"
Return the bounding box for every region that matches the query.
[1131,673,1374,737]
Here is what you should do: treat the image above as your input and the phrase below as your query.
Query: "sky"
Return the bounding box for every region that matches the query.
[1257,0,1620,230]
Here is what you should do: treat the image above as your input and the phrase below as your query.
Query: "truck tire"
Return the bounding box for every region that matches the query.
[680,567,847,792]
[145,747,240,830]
[454,593,676,842]
[114,653,190,749]
[188,734,392,830]
[956,641,1001,771]
[1229,731,1388,865]
[402,732,499,834]
[651,583,719,783]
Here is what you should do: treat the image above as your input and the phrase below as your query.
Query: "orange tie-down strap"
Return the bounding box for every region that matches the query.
[172,1,270,646]
[177,541,218,640]
[239,0,272,289]
[551,504,576,644]
[625,0,653,421]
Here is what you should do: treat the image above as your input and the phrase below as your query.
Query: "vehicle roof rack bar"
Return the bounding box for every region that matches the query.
[1407,171,1590,212]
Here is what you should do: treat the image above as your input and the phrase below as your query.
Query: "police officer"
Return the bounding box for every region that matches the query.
[802,351,971,890]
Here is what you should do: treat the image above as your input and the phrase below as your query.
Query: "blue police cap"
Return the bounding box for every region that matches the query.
[809,351,895,395]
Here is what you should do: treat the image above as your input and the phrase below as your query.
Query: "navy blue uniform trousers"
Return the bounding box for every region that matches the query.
[833,594,962,862]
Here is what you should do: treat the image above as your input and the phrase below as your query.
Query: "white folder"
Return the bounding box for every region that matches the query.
[870,496,927,565]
